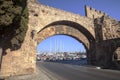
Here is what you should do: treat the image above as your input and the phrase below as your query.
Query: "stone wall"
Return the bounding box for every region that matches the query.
[94,15,120,68]
[28,0,95,38]
[85,5,106,19]
[0,23,36,77]
[0,0,93,77]
[102,16,120,40]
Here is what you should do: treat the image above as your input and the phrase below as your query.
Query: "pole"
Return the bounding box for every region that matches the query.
[0,47,3,68]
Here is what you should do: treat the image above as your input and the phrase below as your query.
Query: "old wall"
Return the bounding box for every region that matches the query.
[94,16,120,68]
[28,1,95,38]
[102,16,120,40]
[85,5,106,19]
[0,22,36,77]
[0,0,94,77]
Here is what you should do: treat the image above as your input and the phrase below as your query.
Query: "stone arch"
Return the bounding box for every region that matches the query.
[36,25,89,48]
[38,20,95,43]
[35,20,96,63]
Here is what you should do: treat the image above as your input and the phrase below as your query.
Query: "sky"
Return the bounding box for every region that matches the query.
[37,0,120,54]
[37,35,86,53]
[38,0,120,20]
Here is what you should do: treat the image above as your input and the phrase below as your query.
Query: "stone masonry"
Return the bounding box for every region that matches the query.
[0,0,120,77]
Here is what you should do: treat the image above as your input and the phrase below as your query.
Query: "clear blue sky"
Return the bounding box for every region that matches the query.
[37,35,86,53]
[37,0,120,54]
[39,0,120,20]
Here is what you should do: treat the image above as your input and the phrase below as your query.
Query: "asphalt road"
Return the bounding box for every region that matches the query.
[37,61,120,80]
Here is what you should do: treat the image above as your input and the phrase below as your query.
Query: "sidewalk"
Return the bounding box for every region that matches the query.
[5,67,52,80]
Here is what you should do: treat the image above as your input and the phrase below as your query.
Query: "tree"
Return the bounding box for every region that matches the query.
[0,0,28,52]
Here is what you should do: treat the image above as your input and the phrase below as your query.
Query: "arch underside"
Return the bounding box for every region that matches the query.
[35,25,90,51]
[38,20,95,43]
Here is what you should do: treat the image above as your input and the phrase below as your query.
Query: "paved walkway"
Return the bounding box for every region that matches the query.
[5,67,53,80]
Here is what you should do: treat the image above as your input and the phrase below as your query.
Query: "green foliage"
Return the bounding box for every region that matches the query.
[0,0,22,26]
[11,16,28,49]
[0,0,28,51]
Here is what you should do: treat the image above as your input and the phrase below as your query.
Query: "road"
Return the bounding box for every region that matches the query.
[37,61,120,80]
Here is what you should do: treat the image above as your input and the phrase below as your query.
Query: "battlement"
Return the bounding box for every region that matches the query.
[85,5,107,19]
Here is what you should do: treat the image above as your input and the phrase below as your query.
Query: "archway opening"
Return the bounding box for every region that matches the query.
[36,35,87,65]
[111,47,120,70]
[113,47,120,61]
